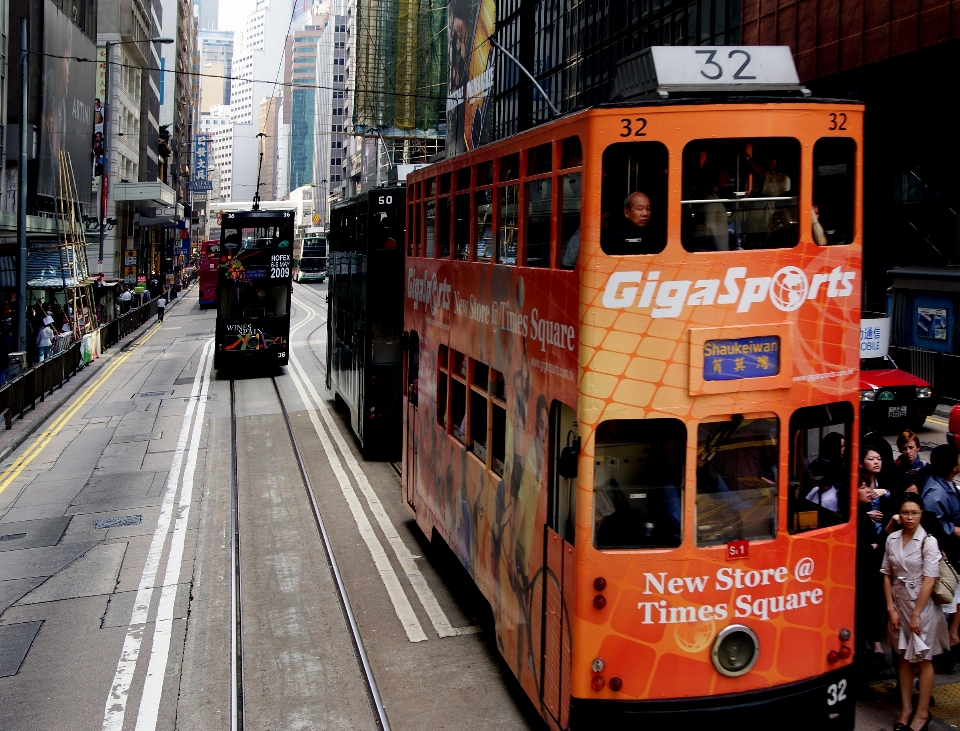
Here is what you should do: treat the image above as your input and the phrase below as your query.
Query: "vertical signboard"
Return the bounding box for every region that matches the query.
[447,0,496,156]
[193,133,213,192]
[39,0,97,205]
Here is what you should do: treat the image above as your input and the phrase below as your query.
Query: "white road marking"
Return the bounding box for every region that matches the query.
[286,361,428,642]
[291,295,475,638]
[135,339,214,731]
[102,339,214,731]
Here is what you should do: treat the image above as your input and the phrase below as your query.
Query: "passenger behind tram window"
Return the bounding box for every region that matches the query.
[681,138,800,252]
[600,141,668,256]
[804,459,841,513]
[812,137,856,245]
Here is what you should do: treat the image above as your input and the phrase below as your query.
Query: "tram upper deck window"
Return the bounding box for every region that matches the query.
[438,197,451,258]
[696,416,778,546]
[560,136,582,169]
[456,167,471,191]
[600,142,668,256]
[500,153,519,181]
[222,226,291,251]
[476,161,493,187]
[593,418,684,550]
[425,199,436,258]
[454,194,470,260]
[527,143,551,175]
[525,178,551,267]
[475,189,493,262]
[681,138,801,252]
[558,173,581,269]
[813,138,856,245]
[788,402,852,534]
[498,185,519,265]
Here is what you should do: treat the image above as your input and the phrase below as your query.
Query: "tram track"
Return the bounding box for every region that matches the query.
[228,374,390,731]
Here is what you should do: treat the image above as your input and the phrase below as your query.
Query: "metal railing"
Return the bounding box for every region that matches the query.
[0,286,176,430]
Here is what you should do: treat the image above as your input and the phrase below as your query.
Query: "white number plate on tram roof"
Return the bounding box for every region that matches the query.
[650,46,800,92]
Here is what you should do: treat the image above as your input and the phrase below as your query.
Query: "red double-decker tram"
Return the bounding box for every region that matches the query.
[402,47,863,729]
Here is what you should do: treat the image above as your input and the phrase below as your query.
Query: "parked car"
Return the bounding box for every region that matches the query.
[860,354,936,430]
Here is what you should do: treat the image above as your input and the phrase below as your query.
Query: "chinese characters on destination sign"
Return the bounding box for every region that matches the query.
[703,336,780,381]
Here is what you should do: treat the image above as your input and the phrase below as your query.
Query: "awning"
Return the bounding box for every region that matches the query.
[26,248,81,288]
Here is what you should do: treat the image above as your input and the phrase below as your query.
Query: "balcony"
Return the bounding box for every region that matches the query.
[113,181,177,206]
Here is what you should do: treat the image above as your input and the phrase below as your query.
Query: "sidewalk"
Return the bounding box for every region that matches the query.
[0,284,194,464]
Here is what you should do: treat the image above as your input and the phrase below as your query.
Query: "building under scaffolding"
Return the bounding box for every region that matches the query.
[354,0,447,178]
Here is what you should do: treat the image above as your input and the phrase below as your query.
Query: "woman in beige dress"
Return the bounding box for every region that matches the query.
[883,492,950,730]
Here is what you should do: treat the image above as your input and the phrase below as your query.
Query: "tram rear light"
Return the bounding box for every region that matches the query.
[839,646,852,660]
[827,650,840,663]
[591,676,604,691]
[609,677,623,692]
[838,628,851,642]
[593,595,606,610]
[593,577,607,591]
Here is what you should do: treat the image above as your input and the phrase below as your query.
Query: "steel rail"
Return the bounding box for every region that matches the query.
[229,380,245,731]
[270,376,392,731]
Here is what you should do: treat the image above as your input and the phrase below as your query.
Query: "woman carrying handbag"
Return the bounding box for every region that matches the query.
[883,492,951,731]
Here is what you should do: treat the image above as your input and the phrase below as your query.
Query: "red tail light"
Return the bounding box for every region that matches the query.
[609,677,623,692]
[591,676,604,691]
[827,650,840,664]
[593,577,607,591]
[839,646,852,660]
[593,595,606,610]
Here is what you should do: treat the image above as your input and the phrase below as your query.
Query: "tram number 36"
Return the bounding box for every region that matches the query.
[826,679,848,706]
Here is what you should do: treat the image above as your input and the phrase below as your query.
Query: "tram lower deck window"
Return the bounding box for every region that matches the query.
[681,138,801,252]
[593,418,684,550]
[696,416,778,546]
[788,402,852,533]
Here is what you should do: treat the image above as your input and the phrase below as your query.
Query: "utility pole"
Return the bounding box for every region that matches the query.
[17,17,27,352]
[252,132,265,210]
[98,41,111,274]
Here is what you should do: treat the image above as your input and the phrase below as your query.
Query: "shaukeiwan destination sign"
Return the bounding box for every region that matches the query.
[703,336,781,381]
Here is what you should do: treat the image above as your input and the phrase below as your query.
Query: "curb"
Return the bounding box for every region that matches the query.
[0,285,195,464]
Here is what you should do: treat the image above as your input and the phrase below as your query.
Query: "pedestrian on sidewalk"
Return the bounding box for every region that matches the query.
[119,287,132,313]
[36,321,54,362]
[883,492,949,731]
[0,326,12,385]
[156,295,166,323]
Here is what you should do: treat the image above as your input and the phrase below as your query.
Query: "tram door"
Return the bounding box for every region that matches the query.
[538,401,577,728]
[403,332,419,509]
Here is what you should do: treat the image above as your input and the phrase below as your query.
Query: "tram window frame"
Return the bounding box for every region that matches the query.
[437,195,451,258]
[454,193,471,261]
[695,415,779,547]
[593,417,685,550]
[437,345,448,429]
[524,176,552,268]
[475,188,494,262]
[812,138,856,246]
[439,172,451,194]
[456,167,471,191]
[788,402,853,534]
[426,178,437,197]
[560,136,583,169]
[476,161,494,187]
[469,380,489,462]
[407,200,415,256]
[600,141,669,256]
[451,353,467,444]
[500,152,520,181]
[558,172,582,270]
[527,143,552,176]
[680,137,802,252]
[425,198,436,258]
[498,184,519,265]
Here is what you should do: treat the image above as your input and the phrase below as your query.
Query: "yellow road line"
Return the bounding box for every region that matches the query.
[928,415,948,425]
[0,323,161,496]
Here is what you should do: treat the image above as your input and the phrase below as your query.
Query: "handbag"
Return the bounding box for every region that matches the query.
[924,536,960,605]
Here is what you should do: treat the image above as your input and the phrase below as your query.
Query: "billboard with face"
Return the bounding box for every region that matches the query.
[446,0,496,156]
[39,0,97,205]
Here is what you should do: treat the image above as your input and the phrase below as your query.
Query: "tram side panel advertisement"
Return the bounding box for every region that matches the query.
[447,0,496,156]
[406,243,861,715]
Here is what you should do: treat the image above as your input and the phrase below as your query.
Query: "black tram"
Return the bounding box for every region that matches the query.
[214,209,294,370]
[326,186,405,459]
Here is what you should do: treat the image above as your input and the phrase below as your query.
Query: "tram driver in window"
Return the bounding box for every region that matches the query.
[603,191,662,255]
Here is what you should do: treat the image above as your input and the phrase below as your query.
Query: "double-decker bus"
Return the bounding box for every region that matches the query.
[402,47,862,729]
[214,209,294,370]
[198,240,219,307]
[327,186,405,459]
[295,233,327,283]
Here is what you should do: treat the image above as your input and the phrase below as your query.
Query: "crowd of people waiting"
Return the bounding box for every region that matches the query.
[855,429,960,730]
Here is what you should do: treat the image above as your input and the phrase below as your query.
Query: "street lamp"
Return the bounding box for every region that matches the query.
[99,37,174,276]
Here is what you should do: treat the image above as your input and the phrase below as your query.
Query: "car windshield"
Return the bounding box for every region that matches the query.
[861,356,897,371]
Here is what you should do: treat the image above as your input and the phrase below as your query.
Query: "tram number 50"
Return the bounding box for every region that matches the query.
[826,679,847,706]
[378,195,393,205]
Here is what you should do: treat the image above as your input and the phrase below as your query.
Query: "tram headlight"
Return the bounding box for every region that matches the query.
[917,386,933,399]
[860,389,876,402]
[711,625,760,678]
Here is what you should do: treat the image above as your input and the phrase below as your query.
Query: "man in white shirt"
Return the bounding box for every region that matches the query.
[119,288,132,313]
[156,295,167,323]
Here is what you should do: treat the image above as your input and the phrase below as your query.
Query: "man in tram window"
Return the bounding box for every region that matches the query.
[804,458,841,514]
[603,191,662,255]
[694,166,733,251]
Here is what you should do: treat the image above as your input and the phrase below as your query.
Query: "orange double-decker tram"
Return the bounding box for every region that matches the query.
[402,47,863,729]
